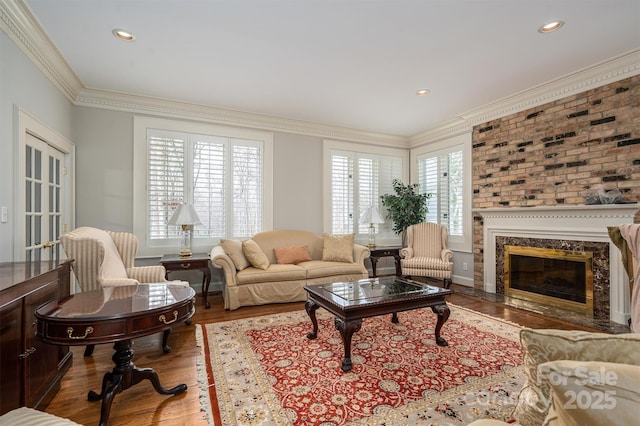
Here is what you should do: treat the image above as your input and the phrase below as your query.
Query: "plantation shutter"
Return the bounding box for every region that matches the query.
[331,150,403,237]
[148,129,185,240]
[331,152,354,234]
[232,140,263,238]
[147,129,265,242]
[417,148,463,236]
[193,135,225,238]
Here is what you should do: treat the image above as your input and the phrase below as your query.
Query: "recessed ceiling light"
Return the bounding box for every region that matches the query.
[112,29,135,41]
[416,89,430,96]
[538,20,565,34]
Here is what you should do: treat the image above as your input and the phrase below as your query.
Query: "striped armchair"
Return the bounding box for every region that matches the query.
[400,222,453,289]
[60,226,189,354]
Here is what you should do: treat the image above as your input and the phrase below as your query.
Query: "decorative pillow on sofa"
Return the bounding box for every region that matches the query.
[513,328,640,426]
[242,239,270,270]
[321,233,354,263]
[539,360,640,426]
[220,239,250,271]
[274,245,311,264]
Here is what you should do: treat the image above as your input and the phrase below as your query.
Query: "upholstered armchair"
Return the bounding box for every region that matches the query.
[60,226,188,355]
[400,222,453,289]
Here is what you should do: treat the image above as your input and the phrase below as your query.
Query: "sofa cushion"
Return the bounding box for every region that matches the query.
[513,328,640,426]
[242,239,270,270]
[302,260,364,279]
[274,245,312,264]
[539,360,640,426]
[236,264,306,285]
[322,233,355,262]
[220,239,250,271]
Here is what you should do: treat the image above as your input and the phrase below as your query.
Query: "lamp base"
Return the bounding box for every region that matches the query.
[178,250,192,258]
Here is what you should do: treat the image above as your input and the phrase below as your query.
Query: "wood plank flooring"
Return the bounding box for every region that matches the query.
[44,286,600,426]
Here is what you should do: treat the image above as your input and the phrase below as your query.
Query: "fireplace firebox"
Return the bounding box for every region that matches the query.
[504,245,594,314]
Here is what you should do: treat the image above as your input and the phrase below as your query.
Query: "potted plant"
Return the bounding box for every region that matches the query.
[380,179,431,246]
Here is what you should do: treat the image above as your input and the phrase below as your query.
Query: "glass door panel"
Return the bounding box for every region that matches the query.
[24,133,64,262]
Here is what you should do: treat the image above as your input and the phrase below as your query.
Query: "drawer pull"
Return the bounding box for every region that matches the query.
[159,310,178,325]
[18,346,36,359]
[180,263,191,269]
[67,326,94,339]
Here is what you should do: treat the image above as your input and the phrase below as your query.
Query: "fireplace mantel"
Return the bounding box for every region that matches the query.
[474,204,639,325]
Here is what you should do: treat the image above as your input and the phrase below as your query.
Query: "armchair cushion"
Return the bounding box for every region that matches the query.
[513,328,640,426]
[539,360,640,426]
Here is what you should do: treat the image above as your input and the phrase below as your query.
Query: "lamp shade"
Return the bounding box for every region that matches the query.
[168,203,202,226]
[359,206,385,224]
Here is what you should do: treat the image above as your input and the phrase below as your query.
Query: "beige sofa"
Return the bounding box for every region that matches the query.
[211,230,370,310]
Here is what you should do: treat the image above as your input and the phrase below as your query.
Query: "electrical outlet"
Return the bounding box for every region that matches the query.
[463,262,468,271]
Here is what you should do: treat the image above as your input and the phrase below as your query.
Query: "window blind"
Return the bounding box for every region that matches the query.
[147,129,265,242]
[417,148,463,236]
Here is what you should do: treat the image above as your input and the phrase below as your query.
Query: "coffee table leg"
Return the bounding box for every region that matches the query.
[334,318,362,372]
[431,303,450,346]
[305,300,320,339]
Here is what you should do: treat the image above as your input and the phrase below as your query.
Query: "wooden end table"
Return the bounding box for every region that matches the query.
[35,283,196,426]
[161,253,212,308]
[368,246,402,277]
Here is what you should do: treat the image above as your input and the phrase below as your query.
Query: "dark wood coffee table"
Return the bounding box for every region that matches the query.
[304,277,452,371]
[35,283,196,426]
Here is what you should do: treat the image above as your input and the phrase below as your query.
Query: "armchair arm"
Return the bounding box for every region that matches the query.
[127,265,167,283]
[100,277,140,287]
[440,249,454,262]
[211,245,238,287]
[401,247,414,259]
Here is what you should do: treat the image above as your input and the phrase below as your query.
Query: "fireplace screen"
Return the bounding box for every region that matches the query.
[504,245,593,313]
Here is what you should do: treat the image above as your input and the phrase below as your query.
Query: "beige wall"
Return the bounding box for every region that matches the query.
[472,75,640,289]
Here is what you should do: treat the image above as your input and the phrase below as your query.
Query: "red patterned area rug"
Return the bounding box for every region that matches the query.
[197,304,525,425]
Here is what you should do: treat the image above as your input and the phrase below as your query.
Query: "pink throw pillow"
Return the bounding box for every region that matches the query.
[274,245,312,264]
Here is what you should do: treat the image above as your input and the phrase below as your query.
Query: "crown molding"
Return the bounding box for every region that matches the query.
[75,88,408,147]
[0,0,83,101]
[3,0,638,149]
[410,49,640,148]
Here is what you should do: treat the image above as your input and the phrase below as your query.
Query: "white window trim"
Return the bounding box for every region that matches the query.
[411,132,472,253]
[323,139,409,246]
[133,116,273,257]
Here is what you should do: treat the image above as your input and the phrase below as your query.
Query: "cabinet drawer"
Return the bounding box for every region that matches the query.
[166,259,208,270]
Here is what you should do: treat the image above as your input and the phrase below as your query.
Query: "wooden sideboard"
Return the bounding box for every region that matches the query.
[0,260,73,415]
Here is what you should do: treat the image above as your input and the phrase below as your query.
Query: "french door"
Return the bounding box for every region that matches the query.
[23,133,65,262]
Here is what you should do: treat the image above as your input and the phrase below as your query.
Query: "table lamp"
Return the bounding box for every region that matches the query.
[168,203,202,257]
[359,206,385,249]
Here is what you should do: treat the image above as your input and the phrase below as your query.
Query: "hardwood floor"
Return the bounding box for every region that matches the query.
[44,286,601,426]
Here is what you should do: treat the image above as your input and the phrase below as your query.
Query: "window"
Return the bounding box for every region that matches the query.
[411,132,472,252]
[324,141,408,244]
[134,117,273,256]
[417,148,463,236]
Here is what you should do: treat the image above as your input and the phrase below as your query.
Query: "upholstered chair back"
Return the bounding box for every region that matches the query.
[406,222,448,258]
[60,227,172,292]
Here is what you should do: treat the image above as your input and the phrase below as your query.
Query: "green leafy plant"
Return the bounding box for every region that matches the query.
[380,179,431,245]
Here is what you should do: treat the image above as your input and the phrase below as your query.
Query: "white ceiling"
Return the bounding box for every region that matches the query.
[23,0,640,137]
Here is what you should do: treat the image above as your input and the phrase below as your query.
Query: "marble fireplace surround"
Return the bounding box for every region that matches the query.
[475,204,639,325]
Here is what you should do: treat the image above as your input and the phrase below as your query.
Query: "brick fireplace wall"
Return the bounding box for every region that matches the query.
[472,75,640,289]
